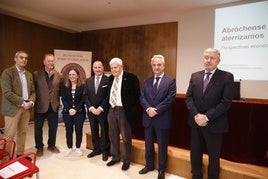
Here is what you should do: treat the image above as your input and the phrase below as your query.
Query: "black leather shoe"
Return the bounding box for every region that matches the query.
[102,153,108,161]
[139,167,154,174]
[106,159,120,166]
[121,162,130,170]
[87,151,101,158]
[158,170,165,179]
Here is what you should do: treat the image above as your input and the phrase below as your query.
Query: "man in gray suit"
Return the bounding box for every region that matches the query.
[1,51,36,159]
[33,54,62,157]
[139,55,176,179]
[185,48,234,179]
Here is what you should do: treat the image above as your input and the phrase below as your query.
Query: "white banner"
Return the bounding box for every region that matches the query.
[54,49,92,82]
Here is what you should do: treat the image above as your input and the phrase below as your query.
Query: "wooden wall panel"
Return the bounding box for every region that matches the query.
[0,14,178,129]
[0,14,78,127]
[78,22,178,86]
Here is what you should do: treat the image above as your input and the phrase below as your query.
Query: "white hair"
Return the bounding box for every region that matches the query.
[204,48,221,58]
[109,57,123,66]
[151,54,165,64]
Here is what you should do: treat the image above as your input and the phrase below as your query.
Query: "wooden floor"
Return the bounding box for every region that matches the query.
[87,132,268,179]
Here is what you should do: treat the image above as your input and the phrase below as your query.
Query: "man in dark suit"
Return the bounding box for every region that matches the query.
[139,55,176,179]
[33,54,63,157]
[1,51,36,159]
[185,48,234,179]
[106,57,140,171]
[85,60,110,161]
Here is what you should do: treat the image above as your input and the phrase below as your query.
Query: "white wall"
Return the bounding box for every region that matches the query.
[83,0,267,99]
[176,7,214,96]
[175,1,268,100]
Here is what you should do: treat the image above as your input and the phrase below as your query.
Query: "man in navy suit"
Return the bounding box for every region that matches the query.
[185,48,234,179]
[85,61,110,161]
[139,55,176,179]
[105,57,140,171]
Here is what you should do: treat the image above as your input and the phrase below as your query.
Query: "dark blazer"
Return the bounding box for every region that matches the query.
[33,68,62,113]
[185,68,234,133]
[61,84,86,114]
[107,71,140,126]
[140,74,176,129]
[84,75,109,111]
[1,65,36,116]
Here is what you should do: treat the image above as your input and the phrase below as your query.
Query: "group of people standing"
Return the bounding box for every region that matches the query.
[1,48,234,179]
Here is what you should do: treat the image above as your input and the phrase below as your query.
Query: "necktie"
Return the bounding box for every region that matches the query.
[203,72,211,93]
[110,77,119,107]
[153,77,160,94]
[95,76,100,94]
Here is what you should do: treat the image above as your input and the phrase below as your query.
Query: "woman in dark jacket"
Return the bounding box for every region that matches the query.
[61,67,86,156]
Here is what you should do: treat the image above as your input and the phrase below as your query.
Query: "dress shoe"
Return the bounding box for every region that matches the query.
[139,167,154,174]
[102,153,108,161]
[106,159,120,166]
[158,170,165,179]
[47,146,60,153]
[121,162,130,170]
[87,151,101,158]
[17,155,32,162]
[36,148,43,157]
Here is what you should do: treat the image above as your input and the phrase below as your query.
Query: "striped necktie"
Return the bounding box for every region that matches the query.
[110,77,119,107]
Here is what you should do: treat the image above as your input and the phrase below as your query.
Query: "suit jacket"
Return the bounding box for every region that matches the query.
[1,65,36,116]
[140,74,176,129]
[107,71,140,126]
[61,83,85,114]
[33,68,62,113]
[185,68,234,133]
[84,75,109,111]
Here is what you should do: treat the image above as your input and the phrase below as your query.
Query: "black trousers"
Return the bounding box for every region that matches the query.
[190,127,222,179]
[63,111,85,149]
[34,105,58,149]
[88,112,110,154]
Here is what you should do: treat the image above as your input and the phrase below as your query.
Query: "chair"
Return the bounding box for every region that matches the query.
[0,137,16,163]
[0,151,39,179]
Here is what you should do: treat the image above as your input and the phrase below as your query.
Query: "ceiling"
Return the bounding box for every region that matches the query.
[0,0,245,32]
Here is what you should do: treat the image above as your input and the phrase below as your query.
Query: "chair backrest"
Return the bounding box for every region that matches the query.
[0,137,16,163]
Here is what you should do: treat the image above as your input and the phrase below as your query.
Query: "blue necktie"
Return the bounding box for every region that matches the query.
[203,72,211,93]
[153,77,160,94]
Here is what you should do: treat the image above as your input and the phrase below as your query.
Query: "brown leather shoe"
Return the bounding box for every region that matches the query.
[47,146,60,153]
[36,148,44,157]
